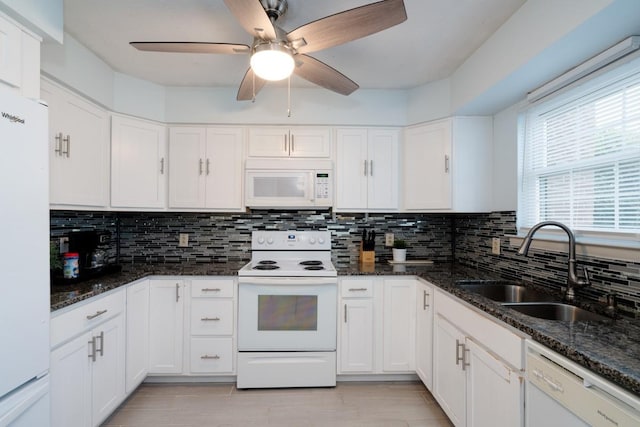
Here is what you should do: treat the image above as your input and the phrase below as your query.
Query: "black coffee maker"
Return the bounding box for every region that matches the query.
[67,229,111,277]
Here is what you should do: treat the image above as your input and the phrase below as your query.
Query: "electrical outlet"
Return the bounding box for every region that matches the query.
[178,233,189,247]
[59,237,69,253]
[385,233,394,247]
[491,237,501,255]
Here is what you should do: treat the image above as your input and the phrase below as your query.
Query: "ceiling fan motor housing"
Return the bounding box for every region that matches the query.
[260,0,288,22]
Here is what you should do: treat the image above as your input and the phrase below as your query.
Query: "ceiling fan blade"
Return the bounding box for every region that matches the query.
[293,54,359,96]
[287,0,407,54]
[237,68,267,101]
[223,0,277,40]
[130,42,250,54]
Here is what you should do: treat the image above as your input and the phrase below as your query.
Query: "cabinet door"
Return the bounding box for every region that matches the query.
[466,339,523,427]
[335,128,368,210]
[43,80,110,207]
[433,314,466,427]
[248,127,289,157]
[0,14,21,88]
[367,129,399,210]
[50,332,93,427]
[91,314,126,427]
[416,281,434,390]
[168,127,206,208]
[111,116,167,208]
[148,280,184,374]
[289,127,331,157]
[204,127,244,210]
[403,120,452,210]
[126,280,150,393]
[339,299,374,373]
[382,279,416,372]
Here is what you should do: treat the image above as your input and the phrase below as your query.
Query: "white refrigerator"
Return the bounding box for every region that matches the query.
[0,88,51,426]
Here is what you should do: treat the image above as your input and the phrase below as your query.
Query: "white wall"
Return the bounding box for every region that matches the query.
[0,0,62,42]
[406,78,451,125]
[113,73,166,123]
[491,101,524,211]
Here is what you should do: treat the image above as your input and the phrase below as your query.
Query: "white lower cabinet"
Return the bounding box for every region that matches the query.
[415,280,434,390]
[148,279,185,374]
[125,280,150,393]
[338,277,416,375]
[50,289,126,427]
[433,289,524,427]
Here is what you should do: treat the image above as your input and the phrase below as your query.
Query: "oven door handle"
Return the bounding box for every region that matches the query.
[238,277,337,286]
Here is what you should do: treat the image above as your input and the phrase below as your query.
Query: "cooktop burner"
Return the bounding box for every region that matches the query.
[304,266,325,271]
[258,260,277,265]
[253,264,280,270]
[300,260,323,266]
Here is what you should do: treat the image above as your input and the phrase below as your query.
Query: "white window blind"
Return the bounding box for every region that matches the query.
[519,62,640,237]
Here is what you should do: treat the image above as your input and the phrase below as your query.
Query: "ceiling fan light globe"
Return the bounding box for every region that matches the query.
[250,43,295,81]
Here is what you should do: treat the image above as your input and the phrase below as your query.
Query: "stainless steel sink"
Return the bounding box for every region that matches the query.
[502,302,609,322]
[455,281,556,303]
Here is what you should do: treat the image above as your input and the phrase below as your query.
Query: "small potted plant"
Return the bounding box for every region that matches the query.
[392,239,407,262]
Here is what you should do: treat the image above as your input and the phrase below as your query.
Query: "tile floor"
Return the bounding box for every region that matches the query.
[102,381,453,427]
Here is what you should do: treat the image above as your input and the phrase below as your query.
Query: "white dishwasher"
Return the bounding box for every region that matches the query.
[526,341,640,427]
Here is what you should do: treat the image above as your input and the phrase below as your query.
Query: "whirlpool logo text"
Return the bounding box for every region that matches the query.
[1,111,25,124]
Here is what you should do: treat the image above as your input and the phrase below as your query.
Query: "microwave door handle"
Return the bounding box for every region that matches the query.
[309,171,315,202]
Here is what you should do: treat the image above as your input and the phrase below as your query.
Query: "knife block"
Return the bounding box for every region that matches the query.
[359,243,375,265]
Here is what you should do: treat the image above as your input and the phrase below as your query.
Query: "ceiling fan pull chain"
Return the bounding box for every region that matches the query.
[287,75,292,117]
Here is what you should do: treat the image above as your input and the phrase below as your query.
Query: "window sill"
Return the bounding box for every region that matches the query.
[507,234,639,263]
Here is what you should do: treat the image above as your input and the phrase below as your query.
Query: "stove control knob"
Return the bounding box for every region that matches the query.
[257,237,265,244]
[266,237,274,245]
[309,237,316,244]
[318,237,325,244]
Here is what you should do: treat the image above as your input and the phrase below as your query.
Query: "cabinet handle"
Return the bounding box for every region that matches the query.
[284,134,288,153]
[201,317,221,321]
[349,288,368,292]
[160,157,165,174]
[176,283,180,302]
[206,158,210,175]
[423,290,430,309]
[88,337,97,362]
[199,159,203,175]
[291,135,295,152]
[201,354,220,360]
[444,155,450,173]
[202,288,221,292]
[86,309,108,320]
[455,339,464,366]
[96,331,104,357]
[62,135,71,157]
[370,160,373,176]
[462,346,470,371]
[363,160,368,176]
[55,132,63,155]
[344,303,347,323]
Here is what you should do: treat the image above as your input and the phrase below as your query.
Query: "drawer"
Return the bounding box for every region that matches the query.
[191,278,235,298]
[340,279,374,298]
[190,299,234,335]
[50,289,126,348]
[190,337,234,373]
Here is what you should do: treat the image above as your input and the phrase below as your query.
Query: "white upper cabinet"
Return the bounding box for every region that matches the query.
[42,78,110,208]
[111,115,167,209]
[0,13,40,98]
[169,126,245,211]
[402,117,492,212]
[335,128,399,211]
[248,126,331,158]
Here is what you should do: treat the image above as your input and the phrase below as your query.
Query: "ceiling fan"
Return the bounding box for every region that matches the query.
[130,0,407,101]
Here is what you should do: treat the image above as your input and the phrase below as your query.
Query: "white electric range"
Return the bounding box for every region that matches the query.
[237,230,337,389]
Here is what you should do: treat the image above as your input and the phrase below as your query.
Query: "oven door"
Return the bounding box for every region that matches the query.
[238,277,337,351]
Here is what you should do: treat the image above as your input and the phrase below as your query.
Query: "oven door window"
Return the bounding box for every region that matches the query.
[258,295,317,331]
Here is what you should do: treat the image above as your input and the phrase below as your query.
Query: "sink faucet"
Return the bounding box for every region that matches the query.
[517,221,590,302]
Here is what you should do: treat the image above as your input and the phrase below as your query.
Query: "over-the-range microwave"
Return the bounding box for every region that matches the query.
[245,158,333,208]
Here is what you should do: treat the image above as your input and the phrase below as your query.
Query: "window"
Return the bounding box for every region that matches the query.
[519,58,640,241]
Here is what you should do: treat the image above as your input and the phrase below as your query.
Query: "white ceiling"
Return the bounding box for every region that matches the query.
[62,0,526,92]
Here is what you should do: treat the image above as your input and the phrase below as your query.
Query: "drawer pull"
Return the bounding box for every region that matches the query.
[202,288,222,292]
[201,354,220,360]
[86,309,108,320]
[348,288,368,292]
[201,317,221,321]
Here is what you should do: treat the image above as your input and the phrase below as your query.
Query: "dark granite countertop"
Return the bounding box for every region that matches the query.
[50,261,640,397]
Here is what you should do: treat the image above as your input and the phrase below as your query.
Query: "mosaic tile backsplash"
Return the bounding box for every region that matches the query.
[50,210,639,316]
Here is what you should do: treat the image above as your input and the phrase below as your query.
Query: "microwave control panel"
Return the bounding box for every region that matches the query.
[315,172,331,200]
